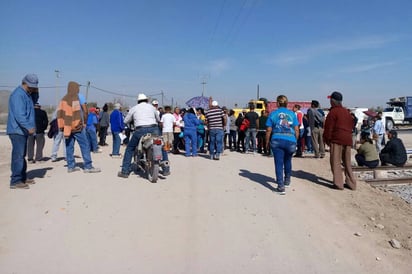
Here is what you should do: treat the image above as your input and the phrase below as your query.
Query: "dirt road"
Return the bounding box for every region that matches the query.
[0,134,411,273]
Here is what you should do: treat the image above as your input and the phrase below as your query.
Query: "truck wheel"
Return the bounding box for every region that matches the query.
[386,119,394,131]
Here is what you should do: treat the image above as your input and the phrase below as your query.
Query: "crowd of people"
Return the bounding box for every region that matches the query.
[6,74,409,193]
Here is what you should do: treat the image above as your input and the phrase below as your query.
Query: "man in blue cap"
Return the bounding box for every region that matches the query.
[7,74,39,189]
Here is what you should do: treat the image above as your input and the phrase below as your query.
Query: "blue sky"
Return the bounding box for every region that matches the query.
[1,0,411,109]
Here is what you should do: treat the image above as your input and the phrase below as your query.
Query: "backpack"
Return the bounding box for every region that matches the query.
[239,118,250,132]
[47,119,58,139]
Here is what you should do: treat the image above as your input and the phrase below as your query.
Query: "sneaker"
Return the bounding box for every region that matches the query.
[117,171,129,178]
[275,187,286,195]
[10,182,30,189]
[25,178,36,185]
[162,169,171,176]
[84,167,101,173]
[68,167,81,173]
[110,154,122,158]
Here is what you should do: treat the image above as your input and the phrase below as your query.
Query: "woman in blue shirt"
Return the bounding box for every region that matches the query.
[265,95,299,195]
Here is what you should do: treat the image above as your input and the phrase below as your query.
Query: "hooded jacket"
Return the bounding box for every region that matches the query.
[57,81,83,137]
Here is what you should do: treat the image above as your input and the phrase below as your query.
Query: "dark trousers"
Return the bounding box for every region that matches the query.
[355,154,379,168]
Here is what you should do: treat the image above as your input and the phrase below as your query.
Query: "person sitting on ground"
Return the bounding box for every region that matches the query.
[355,132,379,168]
[379,130,407,167]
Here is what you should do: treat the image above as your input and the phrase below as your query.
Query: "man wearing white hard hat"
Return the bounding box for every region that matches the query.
[118,94,170,177]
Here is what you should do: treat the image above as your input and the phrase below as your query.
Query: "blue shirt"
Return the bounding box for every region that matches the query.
[183,113,200,129]
[86,112,98,131]
[7,85,35,136]
[110,109,125,133]
[266,107,298,143]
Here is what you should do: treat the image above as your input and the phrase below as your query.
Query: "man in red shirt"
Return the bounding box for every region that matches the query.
[323,91,357,190]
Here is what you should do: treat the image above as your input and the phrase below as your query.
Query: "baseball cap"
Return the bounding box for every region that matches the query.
[22,74,39,88]
[327,91,343,101]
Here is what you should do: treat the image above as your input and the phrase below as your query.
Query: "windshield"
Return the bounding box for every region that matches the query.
[384,107,394,112]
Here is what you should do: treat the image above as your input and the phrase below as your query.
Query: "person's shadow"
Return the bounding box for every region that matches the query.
[239,168,335,191]
[27,167,53,180]
[239,169,277,192]
[292,170,335,189]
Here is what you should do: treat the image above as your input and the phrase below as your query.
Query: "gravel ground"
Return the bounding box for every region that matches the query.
[355,169,412,205]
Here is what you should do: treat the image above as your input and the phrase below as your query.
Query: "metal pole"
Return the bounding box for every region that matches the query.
[257,84,259,100]
[85,81,90,103]
[54,70,60,108]
[201,81,207,97]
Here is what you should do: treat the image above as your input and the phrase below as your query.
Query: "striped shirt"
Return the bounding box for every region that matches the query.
[206,107,225,129]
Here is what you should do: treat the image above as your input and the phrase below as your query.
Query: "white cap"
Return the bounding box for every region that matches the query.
[152,100,159,105]
[114,103,121,109]
[212,100,218,106]
[137,93,148,101]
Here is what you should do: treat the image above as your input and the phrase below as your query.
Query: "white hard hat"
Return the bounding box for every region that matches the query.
[152,100,159,105]
[212,100,218,106]
[137,93,148,101]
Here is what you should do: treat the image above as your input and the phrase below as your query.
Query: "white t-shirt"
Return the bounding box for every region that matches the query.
[161,113,176,133]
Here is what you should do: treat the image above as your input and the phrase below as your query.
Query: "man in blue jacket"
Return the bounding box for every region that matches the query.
[7,74,38,189]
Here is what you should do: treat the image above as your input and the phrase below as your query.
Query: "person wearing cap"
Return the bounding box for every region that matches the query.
[379,130,407,167]
[7,74,38,189]
[27,103,49,163]
[205,99,226,160]
[110,103,125,158]
[323,91,357,190]
[307,99,325,158]
[118,94,170,177]
[152,99,161,118]
[86,107,102,153]
[57,81,101,173]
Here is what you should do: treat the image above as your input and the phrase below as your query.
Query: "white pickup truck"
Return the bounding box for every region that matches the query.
[383,97,412,130]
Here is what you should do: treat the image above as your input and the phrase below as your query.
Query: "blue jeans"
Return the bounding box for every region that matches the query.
[121,126,169,174]
[184,128,197,156]
[9,134,28,185]
[51,131,66,160]
[296,128,304,155]
[112,132,121,155]
[270,138,296,188]
[209,128,224,157]
[245,128,257,152]
[86,128,99,152]
[65,129,93,170]
[229,130,237,149]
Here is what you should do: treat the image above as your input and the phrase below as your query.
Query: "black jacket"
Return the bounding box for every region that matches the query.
[380,137,407,165]
[35,108,49,134]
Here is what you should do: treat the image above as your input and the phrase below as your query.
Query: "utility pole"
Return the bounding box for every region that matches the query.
[201,81,207,97]
[85,81,90,103]
[161,90,164,106]
[54,69,60,108]
[257,84,260,100]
